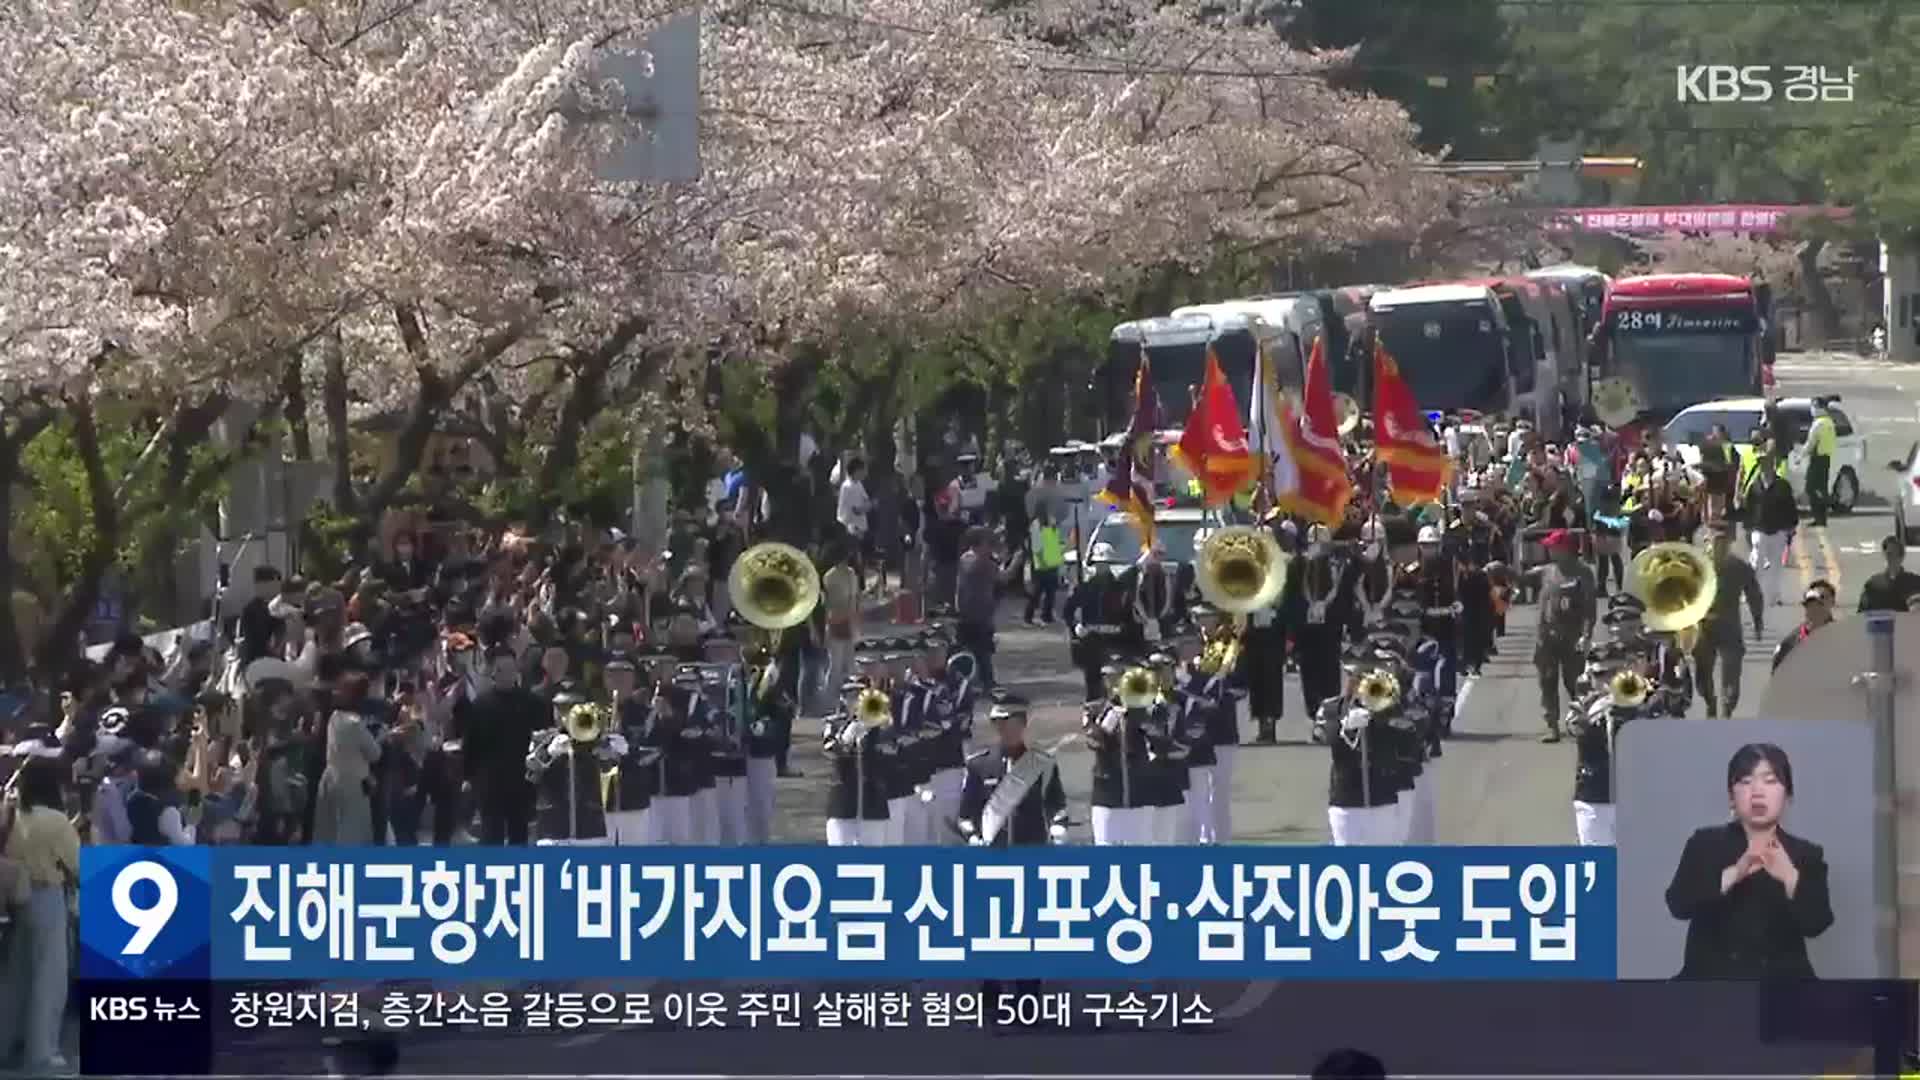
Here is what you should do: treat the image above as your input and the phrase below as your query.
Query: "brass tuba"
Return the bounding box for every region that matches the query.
[1333,392,1363,437]
[1608,668,1652,709]
[1355,669,1401,713]
[1113,665,1160,710]
[1196,526,1290,615]
[1626,542,1717,634]
[729,542,823,632]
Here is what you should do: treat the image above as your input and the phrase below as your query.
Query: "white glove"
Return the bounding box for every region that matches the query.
[958,818,977,835]
[1048,824,1068,842]
[605,733,629,756]
[1451,601,1463,615]
[547,734,571,757]
[1341,707,1371,736]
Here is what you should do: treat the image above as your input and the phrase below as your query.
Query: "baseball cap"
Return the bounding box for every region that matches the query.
[1543,529,1577,550]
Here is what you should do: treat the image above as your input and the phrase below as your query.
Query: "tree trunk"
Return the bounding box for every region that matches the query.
[322,329,355,512]
[1798,239,1840,346]
[38,394,121,676]
[0,405,55,684]
[531,319,651,524]
[282,349,313,460]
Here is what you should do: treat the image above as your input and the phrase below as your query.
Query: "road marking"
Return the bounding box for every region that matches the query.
[1795,533,1814,594]
[1816,527,1842,590]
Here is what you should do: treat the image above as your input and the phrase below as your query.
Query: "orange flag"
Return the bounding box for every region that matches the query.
[1373,341,1453,505]
[1170,346,1256,506]
[1274,335,1351,526]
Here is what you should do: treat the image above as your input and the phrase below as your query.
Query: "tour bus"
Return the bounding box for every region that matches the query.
[1526,264,1611,330]
[1102,308,1304,433]
[1591,273,1769,424]
[1365,282,1529,429]
[1174,286,1379,397]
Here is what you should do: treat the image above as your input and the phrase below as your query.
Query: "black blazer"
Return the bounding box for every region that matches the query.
[1665,822,1834,980]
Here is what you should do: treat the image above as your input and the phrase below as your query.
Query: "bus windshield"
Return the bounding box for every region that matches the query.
[1611,332,1753,412]
[1371,302,1510,412]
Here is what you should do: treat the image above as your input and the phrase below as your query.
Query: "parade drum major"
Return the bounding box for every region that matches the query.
[1763,613,1920,978]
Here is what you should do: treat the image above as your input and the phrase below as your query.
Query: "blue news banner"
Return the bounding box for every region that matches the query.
[79,846,1615,982]
[76,847,1614,1074]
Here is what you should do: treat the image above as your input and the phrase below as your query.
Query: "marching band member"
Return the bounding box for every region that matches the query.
[1063,548,1134,702]
[1086,662,1155,845]
[878,644,926,845]
[527,693,624,846]
[1363,630,1420,844]
[957,695,1068,847]
[1566,642,1655,847]
[698,642,752,846]
[1145,651,1192,844]
[603,657,657,845]
[1406,634,1448,844]
[918,629,973,845]
[1412,524,1462,715]
[1185,604,1241,844]
[1130,545,1178,644]
[1241,521,1288,745]
[822,649,894,846]
[1355,517,1394,627]
[641,659,705,844]
[1162,645,1214,844]
[1285,524,1362,720]
[1314,647,1403,846]
[741,640,792,845]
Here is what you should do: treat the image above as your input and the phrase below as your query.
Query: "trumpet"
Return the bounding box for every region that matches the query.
[1626,542,1716,634]
[1608,669,1652,709]
[1193,622,1241,676]
[1354,669,1401,714]
[1195,526,1290,615]
[1112,665,1160,710]
[853,686,894,730]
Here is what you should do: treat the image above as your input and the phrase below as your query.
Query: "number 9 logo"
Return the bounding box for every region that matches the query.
[111,860,179,956]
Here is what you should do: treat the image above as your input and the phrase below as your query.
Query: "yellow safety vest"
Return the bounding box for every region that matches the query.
[1029,523,1065,571]
[1809,415,1837,456]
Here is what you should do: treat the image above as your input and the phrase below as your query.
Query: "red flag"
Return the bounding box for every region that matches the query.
[1170,346,1255,506]
[1098,350,1160,551]
[1274,335,1351,526]
[1373,342,1453,505]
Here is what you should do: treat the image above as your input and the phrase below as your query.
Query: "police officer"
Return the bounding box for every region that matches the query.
[1285,524,1363,720]
[1533,529,1596,742]
[1063,547,1135,701]
[1085,661,1156,845]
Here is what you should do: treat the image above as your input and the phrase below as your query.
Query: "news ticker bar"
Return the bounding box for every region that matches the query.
[79,846,1615,981]
[80,980,1918,1078]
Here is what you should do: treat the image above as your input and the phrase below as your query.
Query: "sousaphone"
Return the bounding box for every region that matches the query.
[1332,392,1363,437]
[1591,376,1645,430]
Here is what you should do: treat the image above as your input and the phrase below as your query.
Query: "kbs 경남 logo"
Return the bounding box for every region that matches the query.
[1676,66,1775,103]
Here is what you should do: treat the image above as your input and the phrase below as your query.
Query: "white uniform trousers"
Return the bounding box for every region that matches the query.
[1091,805,1152,845]
[1405,773,1437,844]
[928,767,967,845]
[1176,790,1201,843]
[648,795,694,844]
[536,836,610,847]
[884,796,916,845]
[744,756,777,844]
[1327,805,1398,846]
[1750,529,1791,606]
[826,818,888,846]
[690,788,719,844]
[606,808,651,845]
[714,776,749,845]
[1573,800,1617,846]
[1195,748,1235,844]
